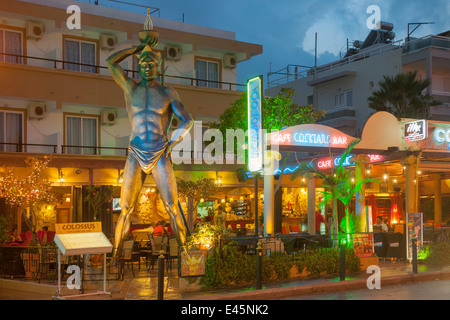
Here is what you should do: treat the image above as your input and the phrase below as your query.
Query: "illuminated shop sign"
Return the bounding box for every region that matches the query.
[247,76,263,172]
[434,128,450,144]
[272,153,384,175]
[271,132,348,147]
[315,154,384,170]
[404,120,427,142]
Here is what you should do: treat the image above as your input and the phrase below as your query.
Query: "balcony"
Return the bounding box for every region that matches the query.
[0,52,245,114]
[317,106,356,135]
[403,35,450,54]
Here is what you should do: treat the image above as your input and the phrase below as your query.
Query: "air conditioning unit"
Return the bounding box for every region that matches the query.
[26,22,44,40]
[224,54,237,69]
[100,34,116,51]
[165,46,182,61]
[28,103,46,120]
[101,110,116,125]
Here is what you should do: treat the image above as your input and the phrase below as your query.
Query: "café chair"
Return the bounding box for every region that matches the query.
[167,237,179,272]
[149,234,168,269]
[121,239,136,278]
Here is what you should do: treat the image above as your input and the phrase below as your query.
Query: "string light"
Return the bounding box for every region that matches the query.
[0,156,56,207]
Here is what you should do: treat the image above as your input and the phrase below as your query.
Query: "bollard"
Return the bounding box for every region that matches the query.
[157,251,165,300]
[256,242,262,290]
[412,237,418,274]
[340,243,346,281]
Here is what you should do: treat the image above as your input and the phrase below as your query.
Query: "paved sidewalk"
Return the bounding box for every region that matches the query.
[0,261,449,300]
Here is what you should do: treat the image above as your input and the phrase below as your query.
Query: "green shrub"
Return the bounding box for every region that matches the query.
[200,242,361,289]
[420,242,450,266]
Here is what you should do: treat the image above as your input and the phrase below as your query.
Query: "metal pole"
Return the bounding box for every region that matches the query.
[256,242,262,290]
[254,174,258,238]
[103,253,107,293]
[412,237,418,274]
[57,249,61,297]
[340,241,346,281]
[157,251,165,300]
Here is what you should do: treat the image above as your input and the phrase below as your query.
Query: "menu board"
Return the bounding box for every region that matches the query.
[54,232,113,256]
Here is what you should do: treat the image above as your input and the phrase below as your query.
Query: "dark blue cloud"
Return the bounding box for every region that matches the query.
[82,0,449,85]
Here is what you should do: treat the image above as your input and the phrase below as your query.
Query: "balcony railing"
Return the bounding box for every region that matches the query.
[0,142,128,157]
[0,52,246,91]
[268,40,403,88]
[403,35,450,54]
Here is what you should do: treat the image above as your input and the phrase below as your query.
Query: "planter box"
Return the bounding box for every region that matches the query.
[359,255,379,271]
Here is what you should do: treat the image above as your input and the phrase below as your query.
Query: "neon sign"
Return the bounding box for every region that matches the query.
[434,128,450,144]
[314,154,384,170]
[271,132,348,147]
[247,76,263,172]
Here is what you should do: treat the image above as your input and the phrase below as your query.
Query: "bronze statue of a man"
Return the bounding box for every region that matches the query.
[106,35,192,258]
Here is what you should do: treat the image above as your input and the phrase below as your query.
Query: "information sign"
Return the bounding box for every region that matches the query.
[406,213,423,260]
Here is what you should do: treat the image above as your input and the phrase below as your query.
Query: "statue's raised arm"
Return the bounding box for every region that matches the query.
[105,44,145,93]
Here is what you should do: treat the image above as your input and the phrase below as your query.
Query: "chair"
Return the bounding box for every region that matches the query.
[167,237,179,272]
[133,231,150,242]
[132,240,141,270]
[140,238,152,270]
[120,239,135,278]
[47,231,56,243]
[149,235,168,269]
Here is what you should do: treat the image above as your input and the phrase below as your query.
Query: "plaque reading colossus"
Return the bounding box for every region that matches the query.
[106,14,192,258]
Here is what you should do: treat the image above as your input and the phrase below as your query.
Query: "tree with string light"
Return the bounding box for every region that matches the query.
[0,156,56,242]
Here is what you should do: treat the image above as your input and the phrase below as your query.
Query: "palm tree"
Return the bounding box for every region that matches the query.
[291,139,377,243]
[368,71,440,119]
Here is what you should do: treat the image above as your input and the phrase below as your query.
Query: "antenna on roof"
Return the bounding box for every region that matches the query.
[407,22,435,42]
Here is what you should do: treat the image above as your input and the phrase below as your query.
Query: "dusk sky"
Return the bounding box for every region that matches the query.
[80,0,449,86]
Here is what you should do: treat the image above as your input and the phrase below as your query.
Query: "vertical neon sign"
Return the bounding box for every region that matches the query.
[247,76,263,172]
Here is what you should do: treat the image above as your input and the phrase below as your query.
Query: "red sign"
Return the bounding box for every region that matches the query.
[353,233,374,258]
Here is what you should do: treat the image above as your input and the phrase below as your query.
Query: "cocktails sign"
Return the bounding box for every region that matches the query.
[247,76,263,172]
[404,120,427,142]
[270,124,354,148]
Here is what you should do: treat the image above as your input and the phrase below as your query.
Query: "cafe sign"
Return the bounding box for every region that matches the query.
[247,76,263,172]
[404,120,427,142]
[270,124,354,148]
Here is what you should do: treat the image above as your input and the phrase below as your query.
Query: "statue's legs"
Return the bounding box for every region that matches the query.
[113,155,146,258]
[152,155,187,246]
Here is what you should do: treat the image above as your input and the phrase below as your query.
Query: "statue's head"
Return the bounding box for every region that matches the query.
[136,46,162,81]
